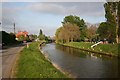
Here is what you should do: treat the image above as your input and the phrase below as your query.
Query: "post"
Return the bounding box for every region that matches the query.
[14,23,15,34]
[26,43,29,48]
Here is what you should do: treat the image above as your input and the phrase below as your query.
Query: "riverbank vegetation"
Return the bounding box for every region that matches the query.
[64,42,118,57]
[16,42,67,78]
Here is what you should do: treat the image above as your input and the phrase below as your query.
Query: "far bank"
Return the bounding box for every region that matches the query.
[57,42,119,57]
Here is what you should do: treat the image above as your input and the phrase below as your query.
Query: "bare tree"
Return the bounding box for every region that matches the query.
[57,23,80,43]
[87,25,97,42]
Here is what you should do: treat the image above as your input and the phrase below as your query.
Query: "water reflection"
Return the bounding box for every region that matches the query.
[42,43,119,78]
[56,44,88,58]
[56,44,118,61]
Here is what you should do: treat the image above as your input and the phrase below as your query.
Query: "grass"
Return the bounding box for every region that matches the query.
[64,42,118,56]
[16,42,67,78]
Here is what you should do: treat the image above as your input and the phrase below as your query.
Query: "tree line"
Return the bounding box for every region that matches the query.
[55,1,120,44]
[55,15,99,43]
[98,1,120,43]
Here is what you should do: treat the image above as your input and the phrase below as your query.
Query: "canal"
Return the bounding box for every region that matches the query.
[42,43,119,78]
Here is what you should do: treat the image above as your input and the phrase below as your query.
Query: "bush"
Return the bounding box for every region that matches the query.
[1,31,18,45]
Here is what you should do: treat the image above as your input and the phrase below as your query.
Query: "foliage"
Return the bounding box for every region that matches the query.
[29,34,37,41]
[17,35,30,42]
[0,31,1,44]
[56,15,87,43]
[38,34,46,40]
[38,29,51,43]
[103,2,119,43]
[118,2,120,42]
[119,44,120,57]
[56,23,80,43]
[62,15,82,27]
[39,29,43,35]
[118,2,120,15]
[97,22,116,43]
[55,27,63,43]
[104,2,116,24]
[86,25,97,42]
[38,29,46,40]
[16,42,67,78]
[62,15,87,41]
[18,35,25,41]
[79,19,87,41]
[1,31,18,45]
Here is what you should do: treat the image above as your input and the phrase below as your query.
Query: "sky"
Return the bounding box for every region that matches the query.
[1,2,106,36]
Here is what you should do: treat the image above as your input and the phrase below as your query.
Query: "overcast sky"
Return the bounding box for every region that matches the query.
[2,2,106,36]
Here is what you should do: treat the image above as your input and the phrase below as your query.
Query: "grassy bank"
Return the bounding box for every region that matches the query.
[16,42,67,78]
[63,42,118,57]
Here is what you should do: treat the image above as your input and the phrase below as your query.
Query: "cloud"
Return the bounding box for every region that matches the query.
[2,2,105,26]
[2,2,106,35]
[27,2,105,17]
[2,4,24,28]
[2,17,13,26]
[2,2,105,19]
[28,3,64,15]
[2,0,108,2]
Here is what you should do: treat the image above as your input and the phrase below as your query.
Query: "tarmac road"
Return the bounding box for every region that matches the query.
[1,43,25,78]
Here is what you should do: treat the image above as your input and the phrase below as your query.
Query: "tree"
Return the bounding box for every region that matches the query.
[118,1,120,42]
[62,15,81,26]
[62,15,87,41]
[79,19,87,41]
[87,25,97,42]
[18,35,26,41]
[104,2,119,43]
[55,27,63,43]
[56,23,80,43]
[29,34,37,41]
[1,31,18,45]
[10,32,16,40]
[97,22,116,43]
[38,29,46,40]
[64,23,80,42]
[39,29,43,35]
[39,34,46,40]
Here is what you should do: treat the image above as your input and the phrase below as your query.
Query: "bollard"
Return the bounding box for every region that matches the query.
[26,43,29,48]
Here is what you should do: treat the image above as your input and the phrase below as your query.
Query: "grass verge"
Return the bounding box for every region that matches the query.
[63,42,118,57]
[16,42,67,78]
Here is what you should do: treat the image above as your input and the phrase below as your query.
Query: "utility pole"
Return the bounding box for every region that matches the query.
[14,23,15,34]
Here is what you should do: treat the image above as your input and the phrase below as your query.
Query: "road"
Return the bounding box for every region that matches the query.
[1,44,25,78]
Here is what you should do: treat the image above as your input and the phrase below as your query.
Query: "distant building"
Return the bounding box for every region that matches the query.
[16,31,28,38]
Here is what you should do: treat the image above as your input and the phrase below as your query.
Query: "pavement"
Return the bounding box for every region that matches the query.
[0,43,25,78]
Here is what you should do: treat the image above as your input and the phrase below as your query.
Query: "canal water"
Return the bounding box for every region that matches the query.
[42,43,119,78]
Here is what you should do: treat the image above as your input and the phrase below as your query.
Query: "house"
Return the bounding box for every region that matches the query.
[16,31,28,38]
